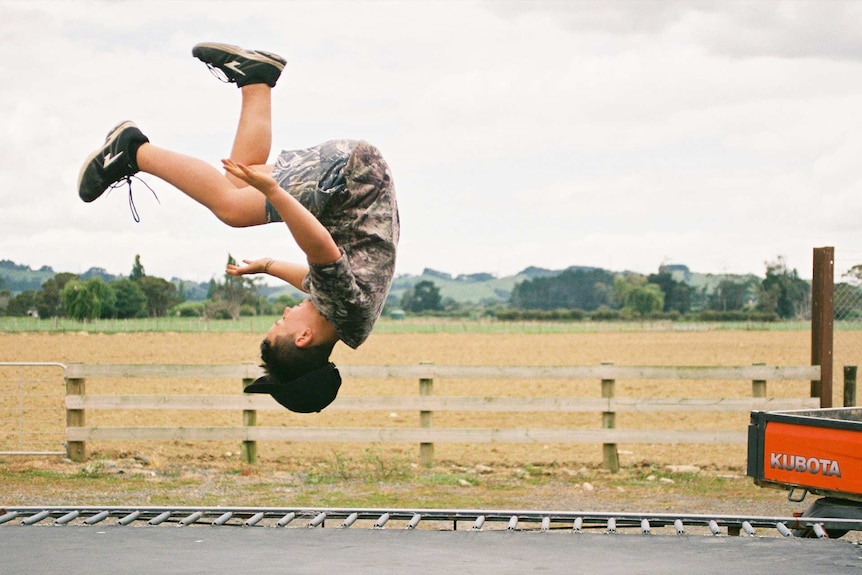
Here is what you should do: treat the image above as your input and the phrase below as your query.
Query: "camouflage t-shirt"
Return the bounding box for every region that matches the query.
[267,140,400,349]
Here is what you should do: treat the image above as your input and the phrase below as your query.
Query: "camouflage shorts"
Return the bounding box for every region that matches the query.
[266,140,356,221]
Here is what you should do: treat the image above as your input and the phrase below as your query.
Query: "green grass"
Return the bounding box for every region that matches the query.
[0,315,843,334]
[0,455,777,513]
[0,315,274,334]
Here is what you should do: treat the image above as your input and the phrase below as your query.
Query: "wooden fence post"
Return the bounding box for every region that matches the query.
[419,362,434,468]
[241,373,257,464]
[811,246,834,408]
[752,362,766,398]
[601,362,619,473]
[845,365,857,407]
[65,376,86,462]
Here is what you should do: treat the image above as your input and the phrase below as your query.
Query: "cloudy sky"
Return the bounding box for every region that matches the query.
[2,0,861,285]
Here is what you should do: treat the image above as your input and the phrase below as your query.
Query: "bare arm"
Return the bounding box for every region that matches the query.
[226,258,310,292]
[221,159,341,265]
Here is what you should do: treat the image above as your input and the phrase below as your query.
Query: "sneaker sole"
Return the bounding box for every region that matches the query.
[77,121,138,202]
[192,42,286,71]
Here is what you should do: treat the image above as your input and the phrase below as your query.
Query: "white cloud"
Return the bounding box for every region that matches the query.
[1,0,860,284]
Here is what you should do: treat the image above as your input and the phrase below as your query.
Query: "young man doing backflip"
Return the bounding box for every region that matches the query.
[77,43,400,413]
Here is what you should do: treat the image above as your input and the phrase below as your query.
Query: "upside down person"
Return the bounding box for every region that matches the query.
[77,42,400,413]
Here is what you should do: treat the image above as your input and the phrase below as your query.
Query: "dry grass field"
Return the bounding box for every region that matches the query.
[0,328,849,466]
[1,327,859,529]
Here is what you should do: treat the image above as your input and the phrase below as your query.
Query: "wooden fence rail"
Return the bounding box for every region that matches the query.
[63,363,822,470]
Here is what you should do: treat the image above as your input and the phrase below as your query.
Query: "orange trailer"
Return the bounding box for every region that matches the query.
[747,407,862,537]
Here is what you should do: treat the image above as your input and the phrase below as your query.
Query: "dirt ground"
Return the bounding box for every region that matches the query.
[1,329,860,538]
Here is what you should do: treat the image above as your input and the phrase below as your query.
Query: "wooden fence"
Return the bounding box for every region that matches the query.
[63,363,822,470]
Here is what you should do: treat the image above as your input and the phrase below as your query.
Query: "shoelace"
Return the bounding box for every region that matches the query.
[205,63,232,84]
[108,175,160,223]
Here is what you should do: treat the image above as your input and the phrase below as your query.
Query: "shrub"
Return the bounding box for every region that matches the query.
[172,302,204,317]
[696,310,779,322]
[590,307,622,321]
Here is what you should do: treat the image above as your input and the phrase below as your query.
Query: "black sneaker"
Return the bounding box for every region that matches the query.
[77,121,149,203]
[192,42,286,88]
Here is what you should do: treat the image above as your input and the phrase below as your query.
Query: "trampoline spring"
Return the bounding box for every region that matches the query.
[811,523,828,539]
[472,516,485,531]
[118,511,141,526]
[308,512,327,528]
[179,511,203,527]
[244,513,265,527]
[407,514,422,530]
[776,522,792,537]
[54,510,80,525]
[84,511,110,525]
[507,516,519,531]
[674,519,685,535]
[341,513,359,528]
[148,511,171,526]
[21,510,51,525]
[741,521,756,536]
[212,512,233,526]
[276,512,296,528]
[374,513,390,529]
[708,520,721,536]
[607,518,617,534]
[0,511,18,525]
[572,517,583,533]
[541,517,551,532]
[640,519,651,535]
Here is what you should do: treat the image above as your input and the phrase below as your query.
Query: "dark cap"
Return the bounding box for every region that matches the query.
[244,363,341,413]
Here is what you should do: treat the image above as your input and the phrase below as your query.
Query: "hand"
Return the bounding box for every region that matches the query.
[221,159,280,197]
[226,258,273,276]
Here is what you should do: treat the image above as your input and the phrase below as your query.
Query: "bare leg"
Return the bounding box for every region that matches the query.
[226,83,273,187]
[132,83,274,227]
[136,143,268,227]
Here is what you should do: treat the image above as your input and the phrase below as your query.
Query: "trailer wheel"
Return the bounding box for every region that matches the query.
[791,497,860,539]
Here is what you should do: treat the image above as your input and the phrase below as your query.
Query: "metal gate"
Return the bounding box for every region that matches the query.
[0,362,67,455]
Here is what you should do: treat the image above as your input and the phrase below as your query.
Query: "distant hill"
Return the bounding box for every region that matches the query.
[0,260,211,301]
[0,260,55,292]
[687,271,762,295]
[389,268,528,305]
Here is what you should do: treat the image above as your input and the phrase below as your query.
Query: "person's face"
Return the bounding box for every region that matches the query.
[265,299,318,344]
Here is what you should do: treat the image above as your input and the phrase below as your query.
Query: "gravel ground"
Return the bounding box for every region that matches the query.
[4,455,860,542]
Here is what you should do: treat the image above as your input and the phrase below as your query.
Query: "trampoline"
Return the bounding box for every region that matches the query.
[2,506,860,574]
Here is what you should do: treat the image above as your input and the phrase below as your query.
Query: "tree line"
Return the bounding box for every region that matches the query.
[0,255,297,321]
[399,257,818,321]
[4,255,859,322]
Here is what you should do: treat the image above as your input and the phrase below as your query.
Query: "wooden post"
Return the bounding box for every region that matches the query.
[601,362,619,473]
[241,375,257,464]
[811,246,834,408]
[845,365,857,407]
[419,362,434,468]
[752,362,766,398]
[65,376,86,462]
